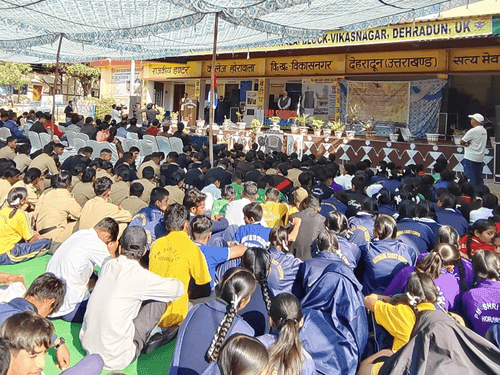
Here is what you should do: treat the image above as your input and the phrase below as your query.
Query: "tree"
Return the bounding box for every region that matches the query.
[0,62,32,103]
[42,63,100,97]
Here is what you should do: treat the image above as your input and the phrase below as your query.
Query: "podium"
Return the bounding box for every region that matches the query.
[183,102,197,127]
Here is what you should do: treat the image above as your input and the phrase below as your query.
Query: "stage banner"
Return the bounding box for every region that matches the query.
[347,81,409,123]
[143,62,200,79]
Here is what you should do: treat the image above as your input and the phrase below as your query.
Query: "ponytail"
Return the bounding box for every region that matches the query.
[6,187,27,219]
[456,258,469,293]
[316,229,349,266]
[206,268,256,362]
[415,251,443,280]
[268,293,304,375]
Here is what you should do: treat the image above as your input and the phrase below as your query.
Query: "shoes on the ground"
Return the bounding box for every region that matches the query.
[142,325,180,354]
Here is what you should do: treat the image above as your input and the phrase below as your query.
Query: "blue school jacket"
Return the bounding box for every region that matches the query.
[362,239,416,295]
[319,196,348,217]
[378,204,398,218]
[349,213,375,247]
[300,262,368,375]
[418,218,441,241]
[293,252,349,300]
[168,299,254,375]
[381,179,402,194]
[486,323,500,350]
[239,285,270,337]
[436,208,468,236]
[129,205,167,250]
[258,332,316,375]
[234,223,271,249]
[339,236,361,268]
[213,258,241,286]
[370,175,388,184]
[267,246,302,297]
[396,218,436,255]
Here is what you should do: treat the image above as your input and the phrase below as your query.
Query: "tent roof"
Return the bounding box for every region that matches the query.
[0,0,480,63]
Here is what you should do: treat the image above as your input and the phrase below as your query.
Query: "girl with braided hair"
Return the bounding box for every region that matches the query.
[239,247,272,336]
[168,268,256,375]
[257,293,316,375]
[365,272,441,352]
[201,334,269,375]
[462,250,500,336]
[325,211,360,267]
[0,187,52,265]
[459,219,496,260]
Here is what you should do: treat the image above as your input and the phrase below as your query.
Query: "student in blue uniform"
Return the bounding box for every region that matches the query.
[319,194,348,217]
[462,250,500,336]
[326,211,360,267]
[375,188,397,218]
[396,200,436,255]
[201,334,269,375]
[267,219,302,297]
[257,293,316,375]
[348,198,377,248]
[436,192,469,236]
[190,215,247,289]
[234,203,271,249]
[415,200,441,240]
[168,268,256,375]
[380,167,402,194]
[362,214,417,295]
[239,247,272,336]
[370,161,389,185]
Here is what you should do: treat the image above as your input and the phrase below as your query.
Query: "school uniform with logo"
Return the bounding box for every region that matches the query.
[234,223,271,249]
[362,239,416,295]
[267,246,302,297]
[348,212,375,248]
[463,279,500,336]
[396,217,436,255]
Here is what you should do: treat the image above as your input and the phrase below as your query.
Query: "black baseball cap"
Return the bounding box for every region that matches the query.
[120,226,147,252]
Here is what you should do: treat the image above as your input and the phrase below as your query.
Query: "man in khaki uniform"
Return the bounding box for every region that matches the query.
[34,172,82,243]
[120,183,148,215]
[14,144,32,173]
[165,170,185,205]
[287,159,303,187]
[29,144,58,175]
[137,166,156,203]
[137,153,161,179]
[77,176,133,235]
[0,137,17,160]
[108,168,130,206]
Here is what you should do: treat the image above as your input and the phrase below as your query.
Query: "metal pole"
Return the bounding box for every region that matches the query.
[51,34,64,141]
[209,12,219,167]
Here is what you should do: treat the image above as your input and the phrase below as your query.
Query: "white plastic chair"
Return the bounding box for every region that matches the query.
[156,136,172,155]
[28,131,42,153]
[87,140,104,159]
[138,139,155,160]
[65,131,77,148]
[169,137,184,154]
[143,135,159,152]
[73,138,87,152]
[74,133,90,142]
[0,128,11,141]
[39,133,51,148]
[105,142,119,164]
[121,138,138,153]
[127,132,139,140]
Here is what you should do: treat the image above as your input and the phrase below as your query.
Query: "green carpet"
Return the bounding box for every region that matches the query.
[0,255,175,375]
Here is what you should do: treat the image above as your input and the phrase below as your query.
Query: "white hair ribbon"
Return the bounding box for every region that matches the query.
[395,195,402,205]
[9,198,20,206]
[407,292,420,307]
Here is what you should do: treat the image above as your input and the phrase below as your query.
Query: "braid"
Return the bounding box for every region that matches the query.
[8,206,18,219]
[466,233,473,260]
[456,259,468,293]
[206,300,239,362]
[260,280,272,315]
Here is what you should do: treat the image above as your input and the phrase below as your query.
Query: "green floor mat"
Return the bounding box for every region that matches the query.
[0,256,175,375]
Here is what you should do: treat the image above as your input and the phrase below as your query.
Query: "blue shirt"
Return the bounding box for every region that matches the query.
[129,205,167,250]
[234,223,271,249]
[195,241,229,289]
[3,119,25,139]
[116,127,128,138]
[362,239,416,295]
[396,217,436,255]
[267,246,302,297]
[0,298,35,324]
[436,208,468,236]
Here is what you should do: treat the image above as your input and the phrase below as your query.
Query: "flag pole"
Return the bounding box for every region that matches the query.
[208,12,219,167]
[51,33,64,141]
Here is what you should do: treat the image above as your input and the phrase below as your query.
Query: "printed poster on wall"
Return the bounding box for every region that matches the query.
[301,78,337,121]
[347,81,409,123]
[111,68,142,97]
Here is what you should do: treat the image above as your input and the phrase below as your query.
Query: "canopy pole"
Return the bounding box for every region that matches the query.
[51,33,63,141]
[209,12,219,167]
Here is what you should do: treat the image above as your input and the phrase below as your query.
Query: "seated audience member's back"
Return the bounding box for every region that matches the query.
[168,268,256,375]
[234,203,271,249]
[238,248,272,336]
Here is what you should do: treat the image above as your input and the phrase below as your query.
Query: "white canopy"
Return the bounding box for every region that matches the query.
[0,0,478,63]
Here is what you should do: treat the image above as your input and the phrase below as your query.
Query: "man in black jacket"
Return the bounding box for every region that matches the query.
[30,113,49,134]
[204,159,232,188]
[126,118,143,139]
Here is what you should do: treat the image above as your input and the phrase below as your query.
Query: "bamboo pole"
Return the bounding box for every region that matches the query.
[208,12,219,167]
[51,33,64,141]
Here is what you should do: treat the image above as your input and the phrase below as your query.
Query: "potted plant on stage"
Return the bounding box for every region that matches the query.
[170,112,179,132]
[362,117,376,139]
[290,117,300,134]
[251,118,262,134]
[311,118,324,137]
[453,128,465,145]
[223,116,232,131]
[296,114,309,135]
[269,116,281,131]
[236,112,246,130]
[330,120,344,138]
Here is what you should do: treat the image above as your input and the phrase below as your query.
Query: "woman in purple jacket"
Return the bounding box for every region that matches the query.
[463,251,500,336]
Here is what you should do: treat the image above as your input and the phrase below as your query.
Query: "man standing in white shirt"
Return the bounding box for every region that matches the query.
[224,181,259,227]
[46,217,120,323]
[80,226,184,371]
[461,113,487,186]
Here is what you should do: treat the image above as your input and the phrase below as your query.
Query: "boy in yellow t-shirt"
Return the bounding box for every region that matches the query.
[0,187,51,265]
[149,203,211,328]
[261,188,288,228]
